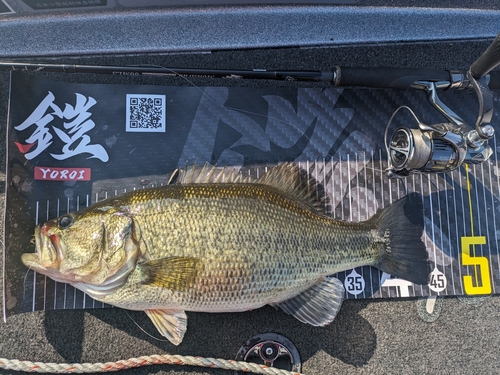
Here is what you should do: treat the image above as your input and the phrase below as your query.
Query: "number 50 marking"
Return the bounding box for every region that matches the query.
[461,236,491,295]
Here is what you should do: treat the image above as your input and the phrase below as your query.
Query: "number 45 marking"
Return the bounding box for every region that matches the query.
[461,236,491,295]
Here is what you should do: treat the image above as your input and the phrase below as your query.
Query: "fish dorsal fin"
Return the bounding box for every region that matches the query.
[271,276,344,326]
[173,163,326,213]
[145,309,187,346]
[173,163,251,185]
[139,257,200,291]
[255,163,326,214]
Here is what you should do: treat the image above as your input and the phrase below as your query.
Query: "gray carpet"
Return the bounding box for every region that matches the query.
[1,5,500,375]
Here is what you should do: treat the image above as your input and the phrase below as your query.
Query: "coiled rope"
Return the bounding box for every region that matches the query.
[0,354,304,374]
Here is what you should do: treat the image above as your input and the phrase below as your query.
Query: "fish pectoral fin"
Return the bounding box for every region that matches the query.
[145,309,187,346]
[271,277,344,326]
[139,257,200,290]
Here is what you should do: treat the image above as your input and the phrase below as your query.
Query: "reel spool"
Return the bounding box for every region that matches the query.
[386,123,465,177]
[389,127,432,171]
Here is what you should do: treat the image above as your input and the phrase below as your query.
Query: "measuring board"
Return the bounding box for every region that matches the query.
[3,72,500,319]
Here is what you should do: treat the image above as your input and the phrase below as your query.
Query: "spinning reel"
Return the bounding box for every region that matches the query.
[385,34,500,178]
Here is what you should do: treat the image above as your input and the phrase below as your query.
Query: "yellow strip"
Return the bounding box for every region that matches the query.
[465,164,475,236]
[465,164,479,286]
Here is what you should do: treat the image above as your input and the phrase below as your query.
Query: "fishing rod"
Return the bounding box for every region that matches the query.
[0,62,499,90]
[1,32,500,178]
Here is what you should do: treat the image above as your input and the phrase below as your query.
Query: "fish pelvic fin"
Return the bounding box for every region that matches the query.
[271,277,344,326]
[139,257,201,291]
[372,192,430,285]
[145,309,187,346]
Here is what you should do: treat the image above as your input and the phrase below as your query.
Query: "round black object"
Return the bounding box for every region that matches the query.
[234,333,301,375]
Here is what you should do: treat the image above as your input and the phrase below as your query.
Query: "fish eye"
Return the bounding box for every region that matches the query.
[58,215,74,229]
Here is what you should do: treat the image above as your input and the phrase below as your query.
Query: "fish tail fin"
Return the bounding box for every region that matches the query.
[373,192,430,285]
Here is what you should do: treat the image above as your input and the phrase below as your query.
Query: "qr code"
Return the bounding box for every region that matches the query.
[126,94,166,132]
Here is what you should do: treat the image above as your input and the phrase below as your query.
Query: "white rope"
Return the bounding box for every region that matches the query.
[0,354,305,374]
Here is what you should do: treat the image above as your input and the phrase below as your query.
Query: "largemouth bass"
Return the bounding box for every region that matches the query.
[22,164,429,345]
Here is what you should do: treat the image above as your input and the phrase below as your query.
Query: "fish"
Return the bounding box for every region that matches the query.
[21,163,429,345]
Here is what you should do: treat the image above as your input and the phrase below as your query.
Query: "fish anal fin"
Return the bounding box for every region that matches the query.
[272,277,344,326]
[145,309,187,346]
[140,257,200,290]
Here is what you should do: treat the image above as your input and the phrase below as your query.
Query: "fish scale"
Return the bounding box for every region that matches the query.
[98,183,380,310]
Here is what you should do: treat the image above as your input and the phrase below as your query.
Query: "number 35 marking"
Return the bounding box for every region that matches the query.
[461,236,491,295]
[344,269,365,296]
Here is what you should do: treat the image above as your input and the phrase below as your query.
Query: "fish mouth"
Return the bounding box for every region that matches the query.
[21,223,62,270]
